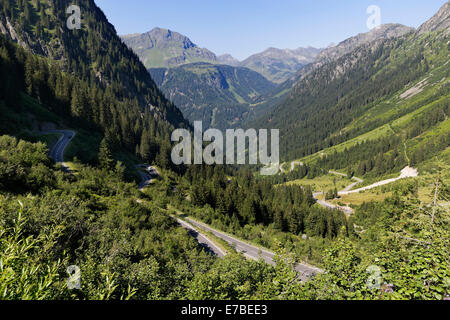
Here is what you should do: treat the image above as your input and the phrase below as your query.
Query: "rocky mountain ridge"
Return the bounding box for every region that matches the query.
[121,27,218,68]
[417,1,450,35]
[122,28,322,82]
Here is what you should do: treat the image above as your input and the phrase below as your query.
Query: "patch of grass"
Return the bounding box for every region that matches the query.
[64,129,102,164]
[62,161,83,175]
[35,133,60,150]
[20,93,60,125]
[282,173,353,193]
[331,190,394,207]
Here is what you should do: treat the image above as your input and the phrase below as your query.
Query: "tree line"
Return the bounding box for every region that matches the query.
[183,165,352,239]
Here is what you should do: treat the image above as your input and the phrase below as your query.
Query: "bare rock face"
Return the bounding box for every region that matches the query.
[287,23,414,86]
[317,24,415,64]
[0,16,27,50]
[217,54,240,66]
[0,18,7,35]
[417,1,450,36]
[0,15,65,62]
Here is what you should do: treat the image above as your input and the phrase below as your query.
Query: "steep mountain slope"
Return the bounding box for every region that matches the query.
[121,28,218,68]
[251,3,449,174]
[149,62,276,129]
[0,1,186,127]
[418,1,450,35]
[240,47,322,83]
[0,0,183,126]
[240,24,415,127]
[315,24,414,64]
[0,0,189,171]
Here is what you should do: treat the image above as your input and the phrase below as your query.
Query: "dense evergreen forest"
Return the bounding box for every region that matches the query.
[253,30,449,162]
[0,0,185,125]
[0,0,189,169]
[149,62,276,130]
[180,165,351,239]
[1,135,448,299]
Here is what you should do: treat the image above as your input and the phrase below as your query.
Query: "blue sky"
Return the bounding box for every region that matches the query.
[94,0,446,61]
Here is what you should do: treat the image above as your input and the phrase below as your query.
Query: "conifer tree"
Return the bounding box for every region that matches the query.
[98,138,114,170]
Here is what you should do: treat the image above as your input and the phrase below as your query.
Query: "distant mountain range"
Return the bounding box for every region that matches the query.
[251,2,450,163]
[120,2,450,168]
[234,23,417,127]
[249,23,417,114]
[121,28,323,127]
[217,54,240,66]
[315,23,415,64]
[239,47,322,83]
[121,28,321,83]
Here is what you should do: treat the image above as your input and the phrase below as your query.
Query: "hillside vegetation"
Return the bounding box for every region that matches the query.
[0,0,449,301]
[0,0,190,171]
[249,15,449,191]
[149,62,276,129]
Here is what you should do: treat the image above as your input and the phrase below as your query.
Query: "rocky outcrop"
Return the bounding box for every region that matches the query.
[317,24,414,64]
[0,15,32,51]
[0,15,65,62]
[417,1,450,36]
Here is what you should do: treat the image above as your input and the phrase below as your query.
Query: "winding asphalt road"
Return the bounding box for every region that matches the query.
[136,165,227,258]
[312,172,364,215]
[136,166,322,280]
[136,165,161,190]
[175,217,227,258]
[39,131,320,278]
[339,167,418,195]
[182,217,323,281]
[40,130,76,171]
[37,130,419,280]
[312,167,418,214]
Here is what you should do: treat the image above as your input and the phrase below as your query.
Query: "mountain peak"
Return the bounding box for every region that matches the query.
[367,23,415,37]
[217,54,240,66]
[131,27,196,50]
[418,1,450,35]
[121,28,217,68]
[146,27,184,39]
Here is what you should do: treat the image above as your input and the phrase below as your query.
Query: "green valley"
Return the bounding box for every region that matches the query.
[0,0,448,304]
[149,62,276,129]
